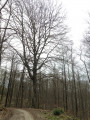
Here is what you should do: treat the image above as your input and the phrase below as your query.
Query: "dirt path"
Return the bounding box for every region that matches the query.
[8,109,34,120]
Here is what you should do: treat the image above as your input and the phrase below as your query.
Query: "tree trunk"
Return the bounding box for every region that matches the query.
[32,80,37,108]
[0,8,2,66]
[64,64,68,111]
[71,48,78,116]
[0,71,7,103]
[15,67,25,108]
[5,59,13,107]
[9,68,17,107]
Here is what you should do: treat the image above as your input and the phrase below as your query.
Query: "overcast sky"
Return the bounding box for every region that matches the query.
[57,0,90,48]
[1,0,90,48]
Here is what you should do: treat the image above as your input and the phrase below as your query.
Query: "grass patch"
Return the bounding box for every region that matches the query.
[43,108,80,120]
[43,108,64,120]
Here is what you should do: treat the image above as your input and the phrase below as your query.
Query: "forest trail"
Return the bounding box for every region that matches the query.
[3,108,45,120]
[7,109,34,120]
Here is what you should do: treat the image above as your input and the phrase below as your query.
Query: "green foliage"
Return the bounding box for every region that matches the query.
[53,108,64,116]
[43,109,80,120]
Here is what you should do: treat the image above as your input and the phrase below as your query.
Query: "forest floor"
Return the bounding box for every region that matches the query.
[4,109,34,120]
[0,107,80,120]
[0,108,46,120]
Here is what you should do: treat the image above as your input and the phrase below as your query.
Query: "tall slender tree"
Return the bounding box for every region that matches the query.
[0,0,12,66]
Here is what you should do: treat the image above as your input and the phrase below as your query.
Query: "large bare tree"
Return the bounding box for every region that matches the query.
[9,0,67,108]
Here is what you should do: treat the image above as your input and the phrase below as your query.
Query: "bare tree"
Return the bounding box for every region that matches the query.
[80,50,90,82]
[0,0,9,11]
[9,0,67,108]
[16,66,25,108]
[0,0,12,66]
[82,13,90,82]
[0,70,7,104]
[83,14,90,58]
[5,54,17,107]
[71,47,78,117]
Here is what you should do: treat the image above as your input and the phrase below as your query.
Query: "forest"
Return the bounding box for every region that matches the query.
[0,0,90,120]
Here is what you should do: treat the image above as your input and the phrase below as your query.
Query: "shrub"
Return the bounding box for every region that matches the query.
[53,108,64,116]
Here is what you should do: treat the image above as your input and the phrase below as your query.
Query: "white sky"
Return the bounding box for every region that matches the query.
[57,0,90,48]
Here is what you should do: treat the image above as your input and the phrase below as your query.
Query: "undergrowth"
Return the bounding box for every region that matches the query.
[43,108,79,120]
